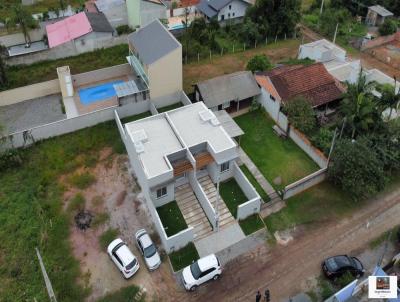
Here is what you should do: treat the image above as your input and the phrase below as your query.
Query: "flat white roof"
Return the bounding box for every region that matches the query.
[302,39,346,60]
[124,102,236,179]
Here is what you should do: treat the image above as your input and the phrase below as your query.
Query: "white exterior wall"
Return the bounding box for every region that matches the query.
[217,0,248,21]
[150,182,176,207]
[74,32,114,53]
[207,159,235,183]
[141,1,167,27]
[257,87,281,122]
[148,46,182,99]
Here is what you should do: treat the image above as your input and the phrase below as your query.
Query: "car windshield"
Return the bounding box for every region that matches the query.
[190,261,202,280]
[126,258,137,270]
[326,258,339,271]
[144,244,157,258]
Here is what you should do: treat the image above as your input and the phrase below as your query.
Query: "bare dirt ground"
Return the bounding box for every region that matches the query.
[62,149,186,301]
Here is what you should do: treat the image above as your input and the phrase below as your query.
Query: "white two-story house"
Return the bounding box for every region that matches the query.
[196,0,253,23]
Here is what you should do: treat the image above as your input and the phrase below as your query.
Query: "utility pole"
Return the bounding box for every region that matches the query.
[333,23,339,44]
[214,172,220,232]
[36,247,57,302]
[320,0,325,15]
[327,128,338,165]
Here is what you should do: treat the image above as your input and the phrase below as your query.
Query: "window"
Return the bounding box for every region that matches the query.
[229,4,231,9]
[270,95,276,102]
[156,186,167,199]
[228,13,230,18]
[220,14,225,20]
[222,101,230,109]
[232,12,235,17]
[220,161,230,173]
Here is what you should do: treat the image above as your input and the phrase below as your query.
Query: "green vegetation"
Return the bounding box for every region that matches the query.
[234,110,319,190]
[278,57,315,66]
[369,226,399,249]
[239,214,265,235]
[156,201,188,237]
[168,243,199,272]
[120,111,152,123]
[264,182,355,234]
[67,192,86,213]
[69,172,96,189]
[219,178,248,217]
[246,54,272,73]
[318,277,335,300]
[283,96,317,135]
[1,44,128,91]
[99,228,119,250]
[379,19,398,36]
[157,102,184,113]
[96,285,145,302]
[92,212,110,228]
[116,25,135,35]
[239,165,269,201]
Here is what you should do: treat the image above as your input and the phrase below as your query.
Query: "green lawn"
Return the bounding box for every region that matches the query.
[2,44,129,91]
[235,110,319,190]
[156,201,188,237]
[120,111,152,123]
[157,102,184,113]
[239,214,265,235]
[219,178,248,217]
[239,165,270,202]
[264,182,357,234]
[168,242,199,272]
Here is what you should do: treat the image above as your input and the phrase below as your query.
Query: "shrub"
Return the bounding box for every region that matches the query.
[97,285,144,302]
[311,128,334,155]
[336,271,355,288]
[67,193,86,212]
[283,96,316,135]
[116,25,134,35]
[379,19,398,36]
[69,172,96,189]
[92,212,110,228]
[246,54,272,73]
[99,228,119,250]
[319,278,335,300]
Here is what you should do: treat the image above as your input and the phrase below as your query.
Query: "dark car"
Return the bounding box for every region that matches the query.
[322,255,365,279]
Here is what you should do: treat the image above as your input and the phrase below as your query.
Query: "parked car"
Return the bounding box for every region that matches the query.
[135,229,161,271]
[182,254,222,291]
[322,255,365,279]
[107,238,140,279]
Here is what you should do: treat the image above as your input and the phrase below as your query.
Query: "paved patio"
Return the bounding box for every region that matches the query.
[0,94,66,134]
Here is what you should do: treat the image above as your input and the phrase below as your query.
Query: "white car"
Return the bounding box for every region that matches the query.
[107,238,139,279]
[182,254,222,291]
[135,229,161,271]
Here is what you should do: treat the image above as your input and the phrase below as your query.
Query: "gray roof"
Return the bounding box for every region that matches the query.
[196,71,260,108]
[368,5,393,17]
[128,19,181,65]
[197,0,218,18]
[208,0,232,11]
[85,12,114,33]
[214,110,244,138]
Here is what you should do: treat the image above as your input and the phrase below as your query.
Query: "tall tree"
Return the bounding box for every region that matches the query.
[11,4,36,47]
[377,80,400,120]
[0,44,8,89]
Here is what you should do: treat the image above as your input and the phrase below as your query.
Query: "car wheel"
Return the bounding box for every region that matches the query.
[190,285,198,291]
[213,274,220,280]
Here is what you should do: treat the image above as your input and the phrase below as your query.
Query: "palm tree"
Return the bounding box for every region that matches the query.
[0,44,8,88]
[11,4,36,47]
[377,78,400,120]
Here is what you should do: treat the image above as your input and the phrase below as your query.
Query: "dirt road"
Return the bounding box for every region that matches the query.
[180,187,400,302]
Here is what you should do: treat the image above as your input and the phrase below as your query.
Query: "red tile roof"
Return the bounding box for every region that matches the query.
[179,0,201,7]
[259,63,346,108]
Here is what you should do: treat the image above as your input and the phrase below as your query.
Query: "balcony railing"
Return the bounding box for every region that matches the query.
[128,52,149,87]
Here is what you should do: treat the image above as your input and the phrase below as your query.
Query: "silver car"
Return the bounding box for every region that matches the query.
[135,229,161,271]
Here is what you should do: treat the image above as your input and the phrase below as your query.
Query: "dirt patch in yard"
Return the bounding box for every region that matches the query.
[62,150,186,301]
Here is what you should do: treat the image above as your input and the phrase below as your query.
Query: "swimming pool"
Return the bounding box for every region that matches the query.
[78,80,124,105]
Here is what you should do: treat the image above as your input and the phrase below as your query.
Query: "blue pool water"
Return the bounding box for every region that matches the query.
[78,80,124,105]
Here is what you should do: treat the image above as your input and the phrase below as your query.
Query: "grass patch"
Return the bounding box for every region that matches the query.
[219,178,248,217]
[2,44,128,91]
[239,214,265,235]
[96,285,145,302]
[239,165,270,202]
[234,110,319,190]
[157,102,183,113]
[156,201,188,237]
[69,172,96,189]
[92,212,110,228]
[120,111,152,124]
[67,192,86,213]
[264,182,356,234]
[99,228,119,250]
[169,243,199,272]
[369,226,399,249]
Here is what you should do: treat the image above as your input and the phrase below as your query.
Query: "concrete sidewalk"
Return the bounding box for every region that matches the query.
[238,147,276,198]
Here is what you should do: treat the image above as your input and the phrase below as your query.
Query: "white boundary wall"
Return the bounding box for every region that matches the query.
[233,162,261,220]
[283,168,327,200]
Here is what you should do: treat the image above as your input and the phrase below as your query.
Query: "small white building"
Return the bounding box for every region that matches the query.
[196,0,252,23]
[127,19,182,101]
[115,102,261,254]
[298,39,347,63]
[366,5,394,27]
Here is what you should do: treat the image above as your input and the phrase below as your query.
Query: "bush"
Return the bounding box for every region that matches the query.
[69,172,96,189]
[116,25,134,35]
[283,96,316,135]
[97,285,144,302]
[92,212,109,228]
[311,128,334,155]
[379,19,398,36]
[336,271,355,288]
[67,193,86,212]
[246,54,272,73]
[99,228,119,250]
[319,278,335,300]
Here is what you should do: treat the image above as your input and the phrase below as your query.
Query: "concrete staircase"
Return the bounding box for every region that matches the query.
[198,175,236,229]
[175,184,213,240]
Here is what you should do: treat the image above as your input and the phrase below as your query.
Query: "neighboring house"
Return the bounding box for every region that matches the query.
[116,101,260,253]
[46,12,114,50]
[366,5,394,27]
[194,71,260,112]
[196,0,251,23]
[255,63,346,120]
[94,0,129,27]
[127,0,167,29]
[298,39,347,63]
[127,19,182,100]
